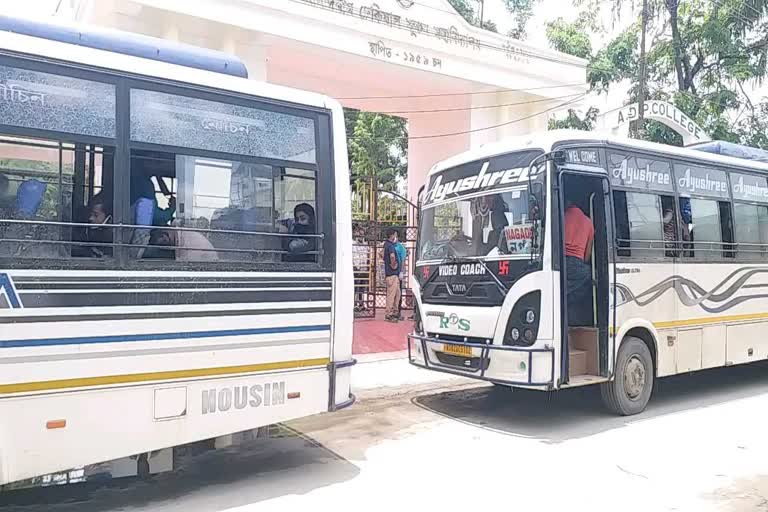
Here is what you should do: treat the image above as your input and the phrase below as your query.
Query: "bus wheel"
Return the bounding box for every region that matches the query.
[600,336,653,416]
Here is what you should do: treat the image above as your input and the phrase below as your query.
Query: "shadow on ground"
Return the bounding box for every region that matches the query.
[0,428,359,511]
[414,362,768,443]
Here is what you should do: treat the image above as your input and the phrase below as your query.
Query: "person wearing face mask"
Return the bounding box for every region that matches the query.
[284,203,317,263]
[72,193,113,258]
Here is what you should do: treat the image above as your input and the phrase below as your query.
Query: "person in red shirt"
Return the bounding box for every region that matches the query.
[564,197,594,326]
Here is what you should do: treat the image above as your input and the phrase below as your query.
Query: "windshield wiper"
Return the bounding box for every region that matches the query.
[445,254,508,296]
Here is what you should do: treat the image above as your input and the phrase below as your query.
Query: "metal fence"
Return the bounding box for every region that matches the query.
[351,178,417,319]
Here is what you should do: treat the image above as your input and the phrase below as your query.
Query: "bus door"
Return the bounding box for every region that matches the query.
[558,171,612,383]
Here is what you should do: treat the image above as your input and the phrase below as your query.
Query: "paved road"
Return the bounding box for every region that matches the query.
[3,362,768,512]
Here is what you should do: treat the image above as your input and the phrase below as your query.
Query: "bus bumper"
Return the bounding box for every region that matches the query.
[408,334,555,387]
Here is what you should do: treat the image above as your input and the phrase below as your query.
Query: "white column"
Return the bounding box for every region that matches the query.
[236,43,269,83]
[406,107,471,207]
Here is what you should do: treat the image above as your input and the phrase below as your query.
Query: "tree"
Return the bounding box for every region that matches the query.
[345,109,408,191]
[546,1,768,148]
[545,17,593,59]
[548,106,600,130]
[447,0,476,25]
[447,0,533,36]
[503,0,539,39]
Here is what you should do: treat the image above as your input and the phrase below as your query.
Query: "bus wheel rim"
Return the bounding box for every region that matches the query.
[623,355,646,401]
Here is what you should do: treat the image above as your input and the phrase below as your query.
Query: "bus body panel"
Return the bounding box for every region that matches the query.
[0,367,329,485]
[0,21,353,485]
[412,130,768,402]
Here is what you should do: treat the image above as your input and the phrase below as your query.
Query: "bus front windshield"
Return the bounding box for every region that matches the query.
[419,187,538,261]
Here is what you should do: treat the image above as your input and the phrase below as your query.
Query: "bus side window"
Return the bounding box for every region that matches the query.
[733,203,768,260]
[613,191,665,258]
[681,198,732,260]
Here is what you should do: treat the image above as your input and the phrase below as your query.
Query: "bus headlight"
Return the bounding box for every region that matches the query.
[525,310,536,324]
[503,291,541,347]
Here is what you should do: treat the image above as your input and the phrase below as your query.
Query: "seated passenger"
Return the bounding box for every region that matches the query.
[564,196,594,327]
[72,193,113,258]
[283,203,316,263]
[148,226,219,262]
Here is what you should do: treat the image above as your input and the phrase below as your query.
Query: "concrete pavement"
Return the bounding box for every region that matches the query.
[3,360,768,512]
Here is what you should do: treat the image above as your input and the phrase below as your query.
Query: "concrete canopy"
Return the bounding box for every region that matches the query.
[67,0,588,202]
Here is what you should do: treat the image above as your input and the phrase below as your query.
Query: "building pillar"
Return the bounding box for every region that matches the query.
[469,91,553,147]
[406,106,471,207]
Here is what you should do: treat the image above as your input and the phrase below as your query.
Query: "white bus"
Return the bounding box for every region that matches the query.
[0,17,354,486]
[410,130,768,415]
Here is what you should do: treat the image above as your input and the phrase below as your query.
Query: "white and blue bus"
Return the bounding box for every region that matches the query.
[0,17,353,485]
[410,130,768,415]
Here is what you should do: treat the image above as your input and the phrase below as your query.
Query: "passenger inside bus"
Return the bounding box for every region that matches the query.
[470,194,508,255]
[148,226,219,262]
[283,203,316,263]
[563,191,594,327]
[72,192,113,258]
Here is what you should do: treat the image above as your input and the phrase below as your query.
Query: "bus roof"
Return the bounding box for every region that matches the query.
[0,15,248,78]
[0,17,338,112]
[427,129,768,177]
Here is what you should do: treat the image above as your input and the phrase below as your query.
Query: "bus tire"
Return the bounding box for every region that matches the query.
[600,336,653,416]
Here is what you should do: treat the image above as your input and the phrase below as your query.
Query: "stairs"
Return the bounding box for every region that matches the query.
[569,349,587,378]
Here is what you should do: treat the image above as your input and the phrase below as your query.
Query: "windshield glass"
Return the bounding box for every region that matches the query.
[419,188,535,260]
[417,150,545,263]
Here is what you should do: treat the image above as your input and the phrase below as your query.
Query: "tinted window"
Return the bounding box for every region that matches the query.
[733,203,768,260]
[129,149,318,264]
[130,89,316,163]
[0,134,114,260]
[0,65,116,138]
[681,198,723,259]
[614,191,664,257]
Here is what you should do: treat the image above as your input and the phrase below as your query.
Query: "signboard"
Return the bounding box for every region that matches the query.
[503,224,533,254]
[602,101,711,146]
[674,164,729,198]
[423,150,542,207]
[731,172,768,203]
[564,148,601,167]
[608,152,674,192]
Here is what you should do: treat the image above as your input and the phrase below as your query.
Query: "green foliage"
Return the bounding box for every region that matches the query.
[447,0,476,24]
[587,25,639,91]
[548,106,600,130]
[447,0,534,36]
[545,17,593,59]
[503,0,539,39]
[345,109,408,191]
[480,20,498,33]
[547,0,768,149]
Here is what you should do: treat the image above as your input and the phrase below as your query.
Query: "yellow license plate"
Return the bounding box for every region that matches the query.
[443,344,473,357]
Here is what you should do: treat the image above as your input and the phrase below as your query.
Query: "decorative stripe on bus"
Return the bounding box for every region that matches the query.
[0,337,331,365]
[0,357,331,395]
[654,312,768,329]
[0,306,332,324]
[0,324,332,348]
[610,312,768,335]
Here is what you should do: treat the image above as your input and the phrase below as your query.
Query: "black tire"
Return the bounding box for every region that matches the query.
[601,336,654,416]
